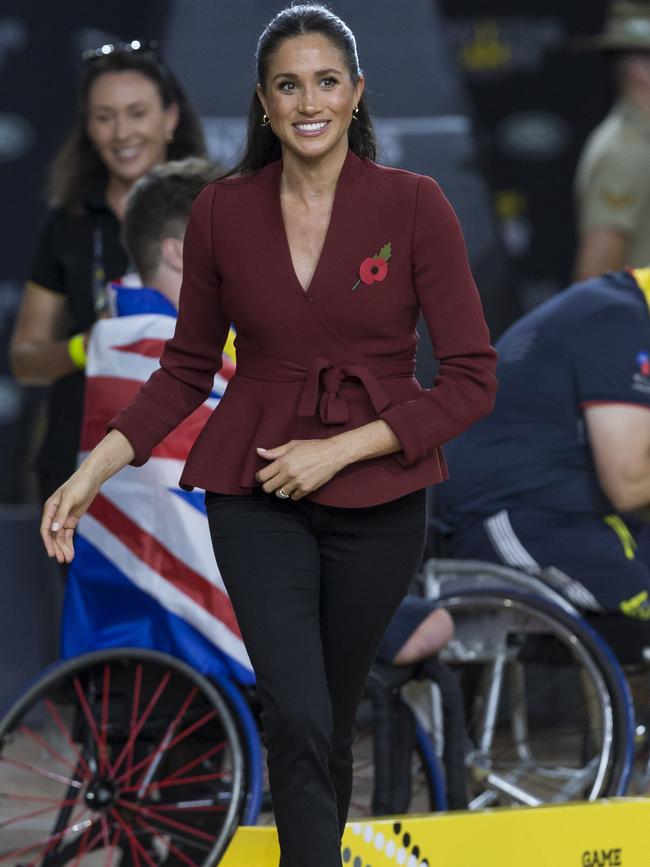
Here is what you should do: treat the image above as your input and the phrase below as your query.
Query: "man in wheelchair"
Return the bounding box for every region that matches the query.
[435,265,650,663]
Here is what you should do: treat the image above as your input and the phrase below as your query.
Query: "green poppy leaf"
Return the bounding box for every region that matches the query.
[377,242,392,261]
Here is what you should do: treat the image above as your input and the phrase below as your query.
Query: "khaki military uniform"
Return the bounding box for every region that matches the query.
[575,100,650,266]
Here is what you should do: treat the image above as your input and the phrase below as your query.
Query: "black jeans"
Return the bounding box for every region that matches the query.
[205,487,427,867]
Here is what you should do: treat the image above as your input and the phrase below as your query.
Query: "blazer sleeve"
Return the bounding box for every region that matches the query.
[108,184,230,466]
[379,176,498,466]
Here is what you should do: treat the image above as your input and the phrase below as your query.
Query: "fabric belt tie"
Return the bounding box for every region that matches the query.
[236,355,415,425]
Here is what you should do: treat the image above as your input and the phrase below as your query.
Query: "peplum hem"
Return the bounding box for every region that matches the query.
[174,363,448,507]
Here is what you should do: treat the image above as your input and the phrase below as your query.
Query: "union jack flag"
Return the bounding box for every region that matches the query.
[63,285,254,685]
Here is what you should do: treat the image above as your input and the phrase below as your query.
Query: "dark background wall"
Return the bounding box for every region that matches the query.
[0,0,610,505]
[440,0,613,310]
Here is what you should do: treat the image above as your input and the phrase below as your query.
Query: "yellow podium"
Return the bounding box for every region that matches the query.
[221,798,647,866]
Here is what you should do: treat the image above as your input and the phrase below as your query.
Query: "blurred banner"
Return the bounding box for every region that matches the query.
[439,0,612,310]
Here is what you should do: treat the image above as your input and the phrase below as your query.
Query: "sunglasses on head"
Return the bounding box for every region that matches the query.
[81,40,158,63]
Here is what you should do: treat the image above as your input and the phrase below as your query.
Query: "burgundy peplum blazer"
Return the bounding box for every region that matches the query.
[109,150,497,507]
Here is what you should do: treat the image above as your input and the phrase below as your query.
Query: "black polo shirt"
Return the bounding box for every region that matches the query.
[28,191,129,482]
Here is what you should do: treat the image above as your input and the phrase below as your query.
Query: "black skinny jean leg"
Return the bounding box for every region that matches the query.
[205,489,426,867]
[317,491,427,833]
[206,493,341,867]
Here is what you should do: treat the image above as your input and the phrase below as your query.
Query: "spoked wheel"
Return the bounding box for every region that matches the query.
[0,648,246,866]
[349,698,444,817]
[437,591,634,808]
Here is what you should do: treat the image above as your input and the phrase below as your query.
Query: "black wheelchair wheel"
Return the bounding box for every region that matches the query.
[0,648,246,866]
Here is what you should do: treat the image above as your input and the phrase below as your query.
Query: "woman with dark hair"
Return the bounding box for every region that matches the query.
[42,6,496,865]
[11,42,206,503]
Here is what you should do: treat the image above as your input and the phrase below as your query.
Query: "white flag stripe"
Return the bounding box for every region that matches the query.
[101,468,226,593]
[89,316,229,397]
[89,316,174,382]
[91,458,224,591]
[80,513,251,671]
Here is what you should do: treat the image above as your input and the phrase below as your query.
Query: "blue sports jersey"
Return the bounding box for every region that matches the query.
[436,271,650,527]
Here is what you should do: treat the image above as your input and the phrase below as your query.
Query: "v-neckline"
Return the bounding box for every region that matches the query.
[275,149,353,298]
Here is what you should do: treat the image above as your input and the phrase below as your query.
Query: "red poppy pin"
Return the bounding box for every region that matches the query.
[352,243,392,292]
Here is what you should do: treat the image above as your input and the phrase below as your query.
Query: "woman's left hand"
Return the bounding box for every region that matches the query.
[255,439,348,500]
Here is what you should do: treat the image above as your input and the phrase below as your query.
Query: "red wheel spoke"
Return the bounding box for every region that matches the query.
[104,824,122,867]
[132,813,211,855]
[18,724,80,775]
[24,809,95,867]
[99,663,111,777]
[75,823,107,860]
[1,755,83,788]
[110,670,171,779]
[1,793,80,805]
[73,675,109,776]
[134,770,229,792]
[44,699,91,776]
[117,707,217,788]
[126,827,143,867]
[166,839,202,867]
[150,742,226,786]
[134,815,201,867]
[126,662,143,783]
[0,809,92,862]
[110,809,156,867]
[0,800,80,830]
[121,741,226,793]
[143,804,226,813]
[117,798,217,844]
[71,819,95,867]
[126,686,199,792]
[99,814,112,850]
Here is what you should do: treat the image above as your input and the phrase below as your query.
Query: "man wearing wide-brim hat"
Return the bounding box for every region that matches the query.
[573,1,650,280]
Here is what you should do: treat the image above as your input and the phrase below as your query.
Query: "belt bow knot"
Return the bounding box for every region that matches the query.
[297,357,392,425]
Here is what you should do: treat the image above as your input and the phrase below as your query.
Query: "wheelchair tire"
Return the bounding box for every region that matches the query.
[0,647,246,866]
[349,696,446,817]
[436,590,635,807]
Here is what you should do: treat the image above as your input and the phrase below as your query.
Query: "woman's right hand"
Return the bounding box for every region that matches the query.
[41,468,101,564]
[40,429,136,564]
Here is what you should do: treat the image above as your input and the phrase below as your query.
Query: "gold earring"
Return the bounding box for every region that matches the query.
[261,113,270,127]
[352,105,359,121]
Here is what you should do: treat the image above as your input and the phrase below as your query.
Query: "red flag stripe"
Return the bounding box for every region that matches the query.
[80,377,213,459]
[112,338,167,358]
[88,493,242,638]
[219,358,236,381]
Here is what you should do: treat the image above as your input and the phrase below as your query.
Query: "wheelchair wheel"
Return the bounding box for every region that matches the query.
[0,648,246,866]
[437,590,634,808]
[349,697,445,817]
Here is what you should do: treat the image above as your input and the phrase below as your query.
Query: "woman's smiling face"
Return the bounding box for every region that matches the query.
[257,33,364,164]
[85,70,179,187]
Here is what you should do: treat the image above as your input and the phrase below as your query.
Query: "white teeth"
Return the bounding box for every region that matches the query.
[115,147,141,159]
[295,122,327,131]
